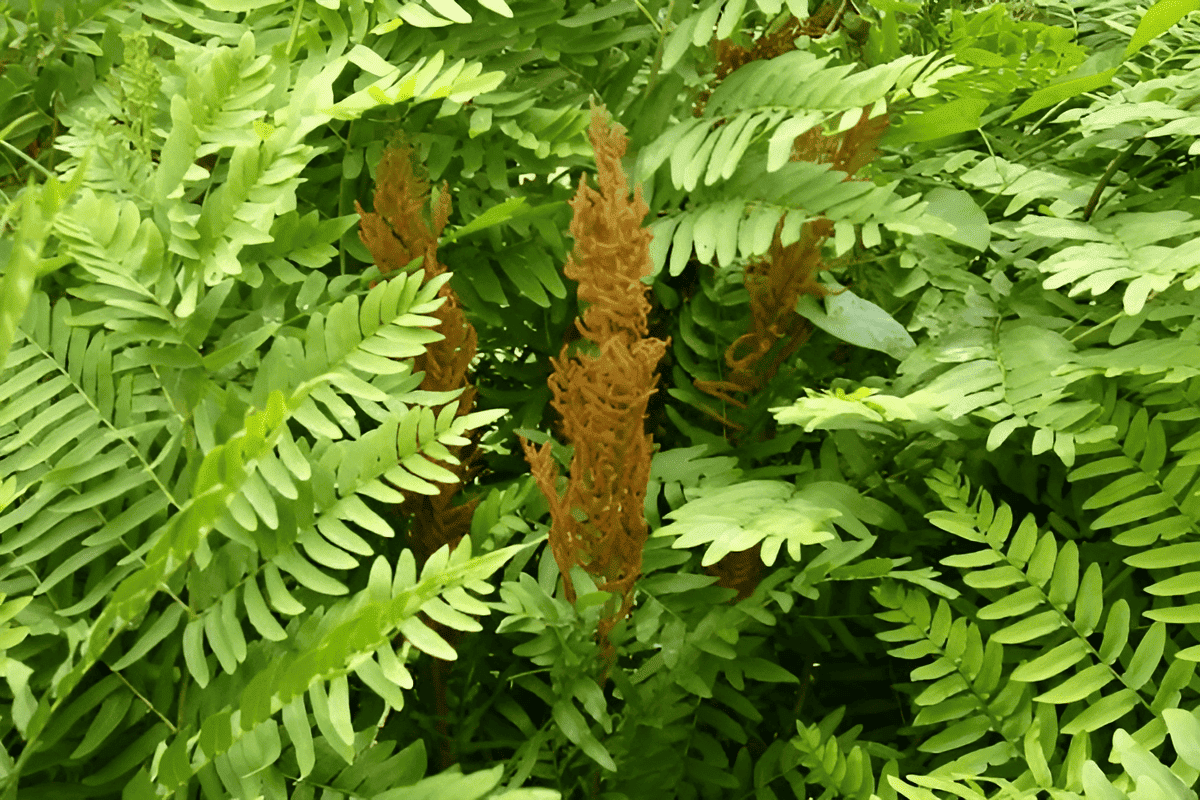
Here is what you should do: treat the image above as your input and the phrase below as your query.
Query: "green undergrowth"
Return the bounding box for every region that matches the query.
[2,0,1200,798]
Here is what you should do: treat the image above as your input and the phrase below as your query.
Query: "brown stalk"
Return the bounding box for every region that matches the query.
[520,99,669,685]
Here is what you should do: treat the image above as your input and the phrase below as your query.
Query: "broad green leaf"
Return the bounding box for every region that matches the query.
[918,188,990,252]
[1145,570,1200,596]
[309,681,354,763]
[1125,622,1165,690]
[1163,707,1200,771]
[1090,492,1174,528]
[326,674,356,747]
[1061,688,1138,735]
[795,278,915,361]
[110,604,184,670]
[204,602,238,675]
[264,563,306,615]
[1125,542,1200,569]
[1098,600,1130,664]
[477,0,513,16]
[1074,563,1104,636]
[740,658,798,683]
[889,97,989,145]
[991,610,1061,644]
[70,691,132,759]
[274,546,348,595]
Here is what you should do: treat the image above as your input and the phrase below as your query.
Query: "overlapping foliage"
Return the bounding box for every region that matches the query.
[2,0,1200,798]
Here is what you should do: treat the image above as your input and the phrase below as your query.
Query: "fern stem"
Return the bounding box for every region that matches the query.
[641,0,674,98]
[1065,274,1179,344]
[0,139,57,182]
[1066,308,1123,344]
[108,663,178,734]
[1083,136,1143,222]
[824,0,851,39]
[630,0,663,34]
[285,0,306,61]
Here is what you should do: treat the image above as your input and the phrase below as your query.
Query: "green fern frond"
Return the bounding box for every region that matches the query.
[788,706,902,800]
[655,477,904,569]
[900,322,1114,467]
[873,459,1200,796]
[153,538,525,793]
[324,49,508,121]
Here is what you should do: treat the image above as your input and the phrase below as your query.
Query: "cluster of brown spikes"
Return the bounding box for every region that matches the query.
[351,5,894,752]
[520,99,670,685]
[687,10,891,602]
[355,130,485,770]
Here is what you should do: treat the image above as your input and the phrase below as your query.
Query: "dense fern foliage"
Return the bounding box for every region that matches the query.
[2,0,1200,798]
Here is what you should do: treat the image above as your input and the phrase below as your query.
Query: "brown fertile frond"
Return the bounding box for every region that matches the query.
[521,100,669,681]
[564,103,655,351]
[356,133,481,563]
[355,133,484,769]
[689,105,888,601]
[692,3,857,118]
[696,104,888,425]
[792,107,890,176]
[355,130,449,281]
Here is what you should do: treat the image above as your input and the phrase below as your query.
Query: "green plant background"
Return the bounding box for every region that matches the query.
[2,0,1200,798]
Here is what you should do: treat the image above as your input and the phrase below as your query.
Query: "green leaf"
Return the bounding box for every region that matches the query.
[888,97,989,145]
[1012,639,1090,683]
[426,0,471,23]
[182,619,210,689]
[1145,570,1200,596]
[203,602,238,675]
[1124,622,1166,690]
[442,196,530,243]
[282,695,314,778]
[70,691,132,759]
[552,698,616,772]
[1061,688,1138,735]
[638,573,718,594]
[309,680,355,762]
[1125,542,1200,569]
[1032,663,1113,704]
[326,674,356,747]
[795,278,916,360]
[243,576,287,642]
[274,546,348,595]
[476,0,512,16]
[399,616,457,660]
[919,715,989,753]
[916,188,990,252]
[660,14,699,73]
[740,658,798,683]
[558,0,636,26]
[1163,707,1200,771]
[110,604,184,670]
[1090,492,1174,528]
[990,610,1062,644]
[263,562,306,615]
[1008,65,1118,125]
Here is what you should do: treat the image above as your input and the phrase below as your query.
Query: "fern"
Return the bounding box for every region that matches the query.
[6,0,1200,797]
